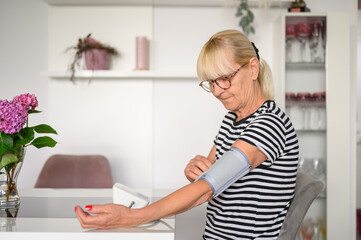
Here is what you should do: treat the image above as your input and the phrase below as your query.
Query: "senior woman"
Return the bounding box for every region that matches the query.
[75,29,299,239]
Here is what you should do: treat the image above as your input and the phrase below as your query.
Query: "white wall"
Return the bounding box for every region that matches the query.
[0,1,357,239]
[1,0,355,189]
[152,6,286,189]
[46,6,155,188]
[0,0,50,188]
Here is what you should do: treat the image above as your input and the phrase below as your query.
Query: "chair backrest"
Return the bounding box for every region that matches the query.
[277,172,324,240]
[34,154,113,188]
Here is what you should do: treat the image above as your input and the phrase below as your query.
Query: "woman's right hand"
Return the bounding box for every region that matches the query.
[184,155,213,182]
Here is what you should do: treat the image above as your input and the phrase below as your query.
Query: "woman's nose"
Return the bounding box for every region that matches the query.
[212,84,224,97]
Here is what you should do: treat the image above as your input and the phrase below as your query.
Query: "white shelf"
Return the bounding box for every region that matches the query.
[43,0,292,7]
[41,70,198,79]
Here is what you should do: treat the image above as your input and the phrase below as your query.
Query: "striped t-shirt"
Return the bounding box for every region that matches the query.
[203,100,299,240]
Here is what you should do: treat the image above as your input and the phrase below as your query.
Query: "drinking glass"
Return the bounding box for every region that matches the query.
[297,92,311,129]
[286,24,296,62]
[299,218,315,240]
[285,92,296,118]
[309,23,320,62]
[312,158,327,198]
[321,20,327,58]
[308,93,318,130]
[296,22,311,62]
[298,218,325,240]
[313,92,326,129]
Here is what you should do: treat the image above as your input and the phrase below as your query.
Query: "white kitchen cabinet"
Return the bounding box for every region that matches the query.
[274,12,355,240]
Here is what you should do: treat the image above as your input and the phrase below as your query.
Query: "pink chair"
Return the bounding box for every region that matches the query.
[34,154,113,188]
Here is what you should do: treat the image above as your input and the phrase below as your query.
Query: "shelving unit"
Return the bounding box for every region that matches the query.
[274,12,354,239]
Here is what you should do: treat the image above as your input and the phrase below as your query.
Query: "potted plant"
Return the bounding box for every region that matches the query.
[0,93,57,208]
[66,33,119,83]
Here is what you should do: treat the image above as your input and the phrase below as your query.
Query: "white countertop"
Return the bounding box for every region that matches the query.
[0,188,175,240]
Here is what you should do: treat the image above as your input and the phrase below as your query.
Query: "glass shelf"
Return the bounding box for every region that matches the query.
[286,62,325,69]
[295,128,326,133]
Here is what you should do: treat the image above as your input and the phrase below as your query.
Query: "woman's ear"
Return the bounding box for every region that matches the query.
[249,57,259,81]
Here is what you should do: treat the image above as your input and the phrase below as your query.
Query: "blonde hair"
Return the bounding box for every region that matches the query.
[197,29,274,100]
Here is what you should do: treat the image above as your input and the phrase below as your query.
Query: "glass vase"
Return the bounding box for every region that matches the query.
[0,146,25,209]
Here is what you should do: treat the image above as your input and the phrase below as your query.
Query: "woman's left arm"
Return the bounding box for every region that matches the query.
[232,140,268,169]
[75,180,213,229]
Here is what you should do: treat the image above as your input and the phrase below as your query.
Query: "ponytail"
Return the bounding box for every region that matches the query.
[258,58,274,100]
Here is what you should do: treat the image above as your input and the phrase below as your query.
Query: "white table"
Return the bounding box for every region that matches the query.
[0,188,175,240]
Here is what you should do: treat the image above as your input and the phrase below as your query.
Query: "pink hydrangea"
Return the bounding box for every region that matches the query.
[0,100,28,134]
[13,93,38,111]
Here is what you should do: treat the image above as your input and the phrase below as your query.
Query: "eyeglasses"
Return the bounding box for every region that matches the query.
[199,67,241,93]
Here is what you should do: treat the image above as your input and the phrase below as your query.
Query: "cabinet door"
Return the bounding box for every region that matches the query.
[326,12,354,240]
[274,12,354,240]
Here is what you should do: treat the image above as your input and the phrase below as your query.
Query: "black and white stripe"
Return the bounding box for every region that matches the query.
[203,100,299,240]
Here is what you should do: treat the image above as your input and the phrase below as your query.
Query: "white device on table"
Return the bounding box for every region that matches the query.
[112,183,150,209]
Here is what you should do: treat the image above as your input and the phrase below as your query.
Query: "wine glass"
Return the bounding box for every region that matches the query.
[311,158,326,198]
[296,22,311,62]
[286,24,296,62]
[309,23,320,62]
[300,218,315,240]
[313,92,326,129]
[298,158,312,174]
[297,92,311,129]
[285,92,296,118]
[321,20,327,59]
[308,93,319,130]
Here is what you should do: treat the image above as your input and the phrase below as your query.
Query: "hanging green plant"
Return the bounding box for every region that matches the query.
[236,0,255,36]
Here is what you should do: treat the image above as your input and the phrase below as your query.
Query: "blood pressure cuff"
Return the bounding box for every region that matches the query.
[195,147,251,198]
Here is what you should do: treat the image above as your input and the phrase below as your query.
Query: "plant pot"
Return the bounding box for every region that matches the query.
[0,146,25,209]
[84,49,110,70]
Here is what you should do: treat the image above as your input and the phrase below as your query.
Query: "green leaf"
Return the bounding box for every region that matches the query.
[1,153,19,168]
[235,5,243,17]
[28,110,42,114]
[240,17,247,27]
[13,128,34,148]
[240,1,248,10]
[250,26,255,34]
[0,134,13,155]
[19,127,35,139]
[33,124,58,135]
[30,136,57,149]
[14,138,32,148]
